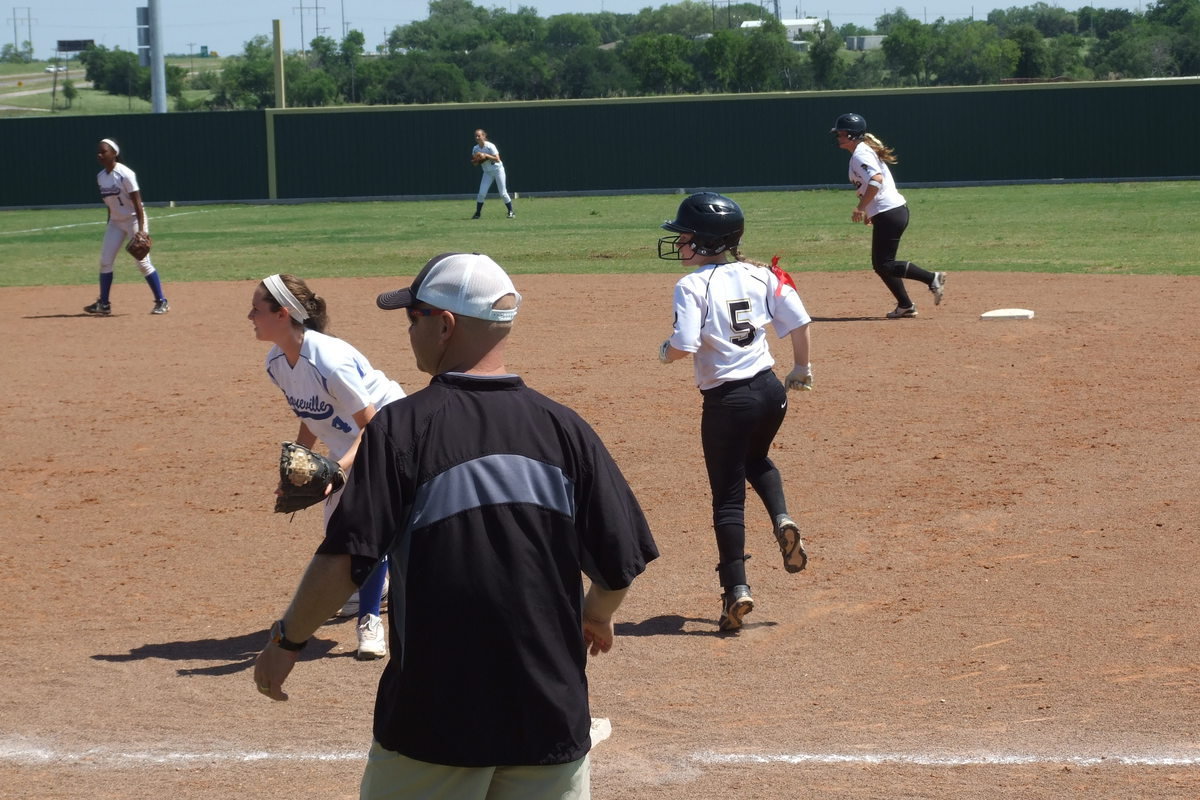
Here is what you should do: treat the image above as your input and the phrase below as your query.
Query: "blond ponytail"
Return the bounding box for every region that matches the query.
[864,133,898,164]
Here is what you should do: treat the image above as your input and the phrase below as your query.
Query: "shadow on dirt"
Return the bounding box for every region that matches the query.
[617,614,777,637]
[91,628,352,676]
[24,313,120,319]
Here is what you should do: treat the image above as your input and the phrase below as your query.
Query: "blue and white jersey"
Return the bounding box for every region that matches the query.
[97,163,142,224]
[266,330,406,461]
[849,140,906,218]
[471,140,503,173]
[668,261,812,391]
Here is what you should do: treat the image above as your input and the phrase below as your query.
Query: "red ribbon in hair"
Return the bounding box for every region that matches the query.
[770,255,797,297]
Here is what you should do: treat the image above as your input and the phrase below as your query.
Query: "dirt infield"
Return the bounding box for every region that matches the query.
[2,272,1198,800]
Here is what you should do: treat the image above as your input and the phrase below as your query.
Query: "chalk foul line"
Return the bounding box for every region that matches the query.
[6,733,1197,770]
[0,207,242,236]
[0,719,612,769]
[0,739,363,766]
[692,750,1200,767]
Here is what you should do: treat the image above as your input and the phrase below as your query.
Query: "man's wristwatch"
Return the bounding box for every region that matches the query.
[270,619,308,652]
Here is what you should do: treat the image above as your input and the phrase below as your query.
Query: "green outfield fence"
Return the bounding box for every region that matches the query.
[2,78,1198,210]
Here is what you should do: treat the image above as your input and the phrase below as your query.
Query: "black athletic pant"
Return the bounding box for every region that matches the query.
[700,368,790,588]
[871,204,935,308]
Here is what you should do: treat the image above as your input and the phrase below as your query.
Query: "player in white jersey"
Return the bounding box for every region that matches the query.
[831,113,947,318]
[83,138,170,316]
[657,192,814,633]
[250,274,406,660]
[469,128,515,219]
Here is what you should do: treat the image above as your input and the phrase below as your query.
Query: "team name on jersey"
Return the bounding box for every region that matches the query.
[287,393,334,420]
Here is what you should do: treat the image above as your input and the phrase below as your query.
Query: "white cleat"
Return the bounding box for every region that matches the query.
[930,272,947,305]
[356,614,387,660]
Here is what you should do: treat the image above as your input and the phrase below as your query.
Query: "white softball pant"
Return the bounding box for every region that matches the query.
[100,217,155,276]
[476,164,511,204]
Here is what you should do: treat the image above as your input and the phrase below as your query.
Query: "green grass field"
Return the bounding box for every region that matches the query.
[1,86,151,114]
[0,86,210,115]
[0,59,221,117]
[1,181,1196,288]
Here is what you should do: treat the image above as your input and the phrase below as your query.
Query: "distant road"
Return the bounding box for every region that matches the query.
[0,70,83,90]
[0,71,92,111]
[3,81,93,97]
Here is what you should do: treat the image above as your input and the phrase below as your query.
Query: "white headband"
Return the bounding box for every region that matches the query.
[101,138,120,155]
[263,274,309,323]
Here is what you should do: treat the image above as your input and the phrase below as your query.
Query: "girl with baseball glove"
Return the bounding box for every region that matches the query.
[656,192,814,633]
[250,274,406,660]
[469,128,515,219]
[84,138,170,316]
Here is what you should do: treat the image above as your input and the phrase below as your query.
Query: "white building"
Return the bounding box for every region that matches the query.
[738,18,827,38]
[845,35,887,51]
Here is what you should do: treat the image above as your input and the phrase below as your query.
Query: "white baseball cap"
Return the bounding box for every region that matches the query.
[377,252,521,322]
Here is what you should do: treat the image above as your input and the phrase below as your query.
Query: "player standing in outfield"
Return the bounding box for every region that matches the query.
[249,274,405,660]
[657,192,814,633]
[84,138,169,315]
[831,113,947,318]
[469,128,515,219]
[254,253,657,800]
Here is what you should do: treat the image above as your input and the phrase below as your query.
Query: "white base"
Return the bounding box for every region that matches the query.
[590,717,612,747]
[980,308,1035,320]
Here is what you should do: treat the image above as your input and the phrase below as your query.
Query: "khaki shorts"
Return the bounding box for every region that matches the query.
[360,740,590,800]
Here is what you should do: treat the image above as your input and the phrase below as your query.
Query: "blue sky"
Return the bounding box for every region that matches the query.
[24,1,1144,61]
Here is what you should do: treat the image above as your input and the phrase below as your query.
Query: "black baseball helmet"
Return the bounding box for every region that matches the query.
[658,192,745,260]
[831,112,868,140]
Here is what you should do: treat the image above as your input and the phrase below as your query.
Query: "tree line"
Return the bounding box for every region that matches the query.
[73,0,1199,110]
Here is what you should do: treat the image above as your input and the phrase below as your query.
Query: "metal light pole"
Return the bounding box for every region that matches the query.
[149,0,167,112]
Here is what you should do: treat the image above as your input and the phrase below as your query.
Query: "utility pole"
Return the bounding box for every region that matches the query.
[294,0,306,54]
[294,0,326,53]
[7,7,32,56]
[187,41,195,74]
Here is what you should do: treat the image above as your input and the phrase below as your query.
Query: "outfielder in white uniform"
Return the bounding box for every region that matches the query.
[470,128,515,219]
[250,273,406,660]
[657,192,814,633]
[831,113,946,318]
[84,138,170,316]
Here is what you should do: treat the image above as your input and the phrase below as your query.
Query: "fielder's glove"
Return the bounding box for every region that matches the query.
[125,231,152,260]
[786,363,813,391]
[274,441,346,513]
[658,340,672,364]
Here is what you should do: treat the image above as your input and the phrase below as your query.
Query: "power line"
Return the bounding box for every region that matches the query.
[7,6,34,53]
[293,0,326,53]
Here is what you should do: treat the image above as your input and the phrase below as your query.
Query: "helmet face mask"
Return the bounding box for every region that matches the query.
[657,234,688,260]
[658,192,744,261]
[831,112,867,141]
